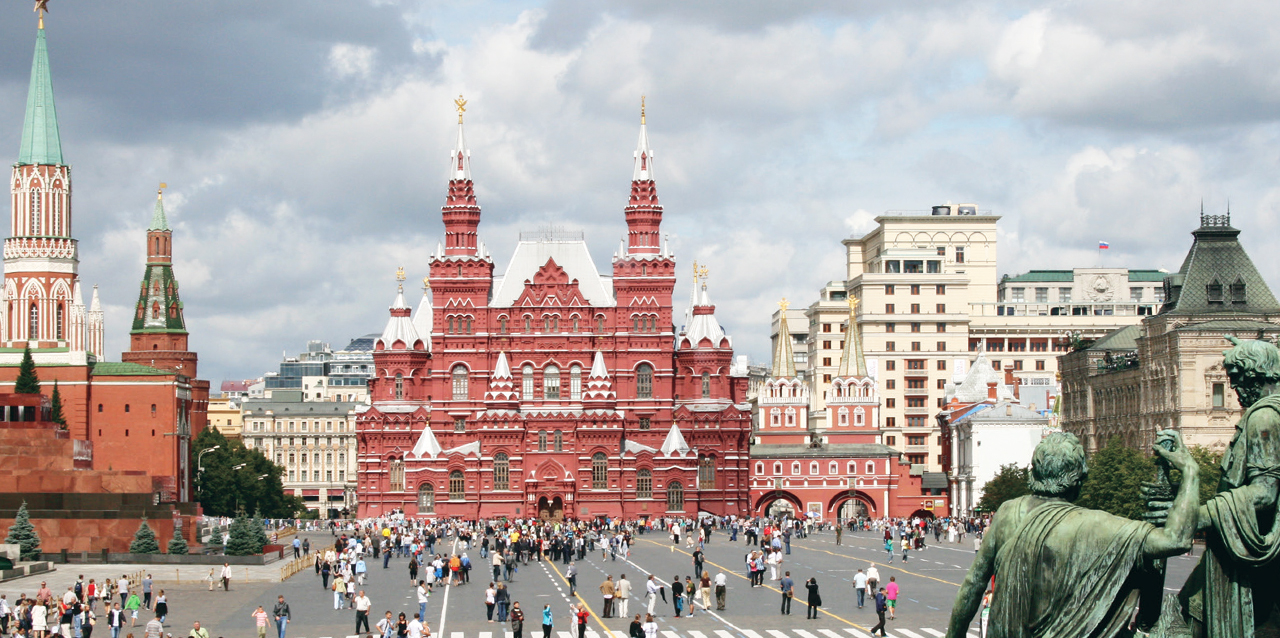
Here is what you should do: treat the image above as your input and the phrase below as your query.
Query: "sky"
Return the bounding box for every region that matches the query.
[2,0,1279,386]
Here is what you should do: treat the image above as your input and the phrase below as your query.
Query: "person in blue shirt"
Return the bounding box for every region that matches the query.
[355,558,368,585]
[541,604,553,638]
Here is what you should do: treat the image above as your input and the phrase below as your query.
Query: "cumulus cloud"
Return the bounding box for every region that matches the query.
[0,1,1278,384]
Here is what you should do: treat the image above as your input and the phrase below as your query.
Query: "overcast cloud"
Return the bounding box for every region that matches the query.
[1,0,1279,385]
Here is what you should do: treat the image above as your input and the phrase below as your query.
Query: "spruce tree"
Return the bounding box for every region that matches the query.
[129,518,160,554]
[4,501,41,560]
[207,527,224,552]
[223,514,258,556]
[14,346,39,394]
[49,381,65,428]
[251,510,270,552]
[167,531,188,555]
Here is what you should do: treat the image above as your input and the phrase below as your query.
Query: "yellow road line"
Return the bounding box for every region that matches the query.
[545,558,613,633]
[638,538,871,632]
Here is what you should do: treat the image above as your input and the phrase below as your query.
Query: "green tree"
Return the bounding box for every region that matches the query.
[977,463,1030,512]
[251,510,270,549]
[49,381,65,428]
[1077,436,1156,520]
[167,531,188,555]
[207,526,224,552]
[1168,445,1224,505]
[224,514,260,556]
[129,518,160,554]
[14,346,39,394]
[192,428,299,518]
[4,501,41,560]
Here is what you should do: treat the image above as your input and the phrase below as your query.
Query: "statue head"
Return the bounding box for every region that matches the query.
[1028,432,1088,499]
[1222,336,1280,408]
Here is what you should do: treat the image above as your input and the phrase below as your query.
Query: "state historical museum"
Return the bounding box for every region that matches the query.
[356,103,753,520]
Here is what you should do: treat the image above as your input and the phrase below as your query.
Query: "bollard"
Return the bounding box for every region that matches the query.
[176,568,180,585]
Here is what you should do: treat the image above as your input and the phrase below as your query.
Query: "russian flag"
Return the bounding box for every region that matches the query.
[1098,241,1110,250]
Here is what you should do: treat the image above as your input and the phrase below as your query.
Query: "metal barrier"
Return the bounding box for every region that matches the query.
[279,553,315,582]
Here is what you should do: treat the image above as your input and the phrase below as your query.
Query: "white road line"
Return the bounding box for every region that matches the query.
[795,630,821,638]
[715,631,737,638]
[690,631,709,638]
[741,631,765,638]
[819,629,849,638]
[586,631,601,638]
[897,630,927,638]
[843,628,873,638]
[450,633,464,638]
[479,633,492,638]
[557,632,573,638]
[435,536,461,638]
[768,630,790,638]
[919,630,945,637]
[661,632,681,638]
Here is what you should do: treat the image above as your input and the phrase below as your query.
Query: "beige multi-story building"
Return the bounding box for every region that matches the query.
[240,390,359,516]
[1061,213,1280,454]
[774,204,1158,473]
[207,396,243,440]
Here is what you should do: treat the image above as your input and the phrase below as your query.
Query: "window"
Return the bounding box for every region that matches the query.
[522,365,534,399]
[699,456,715,489]
[28,303,38,340]
[911,342,922,351]
[886,323,896,333]
[394,373,404,400]
[570,365,582,401]
[637,469,652,499]
[1213,383,1225,408]
[524,316,532,331]
[1059,287,1072,303]
[885,285,895,295]
[1013,360,1023,371]
[810,462,819,474]
[937,341,946,351]
[910,304,920,314]
[885,304,895,314]
[823,357,832,366]
[1130,287,1143,302]
[1036,360,1046,371]
[666,481,684,511]
[449,471,465,500]
[955,247,964,263]
[639,417,651,430]
[452,365,468,400]
[499,316,508,333]
[453,417,465,432]
[886,379,896,389]
[910,285,920,295]
[910,322,921,333]
[1010,287,1025,302]
[905,260,922,273]
[791,462,801,475]
[886,341,896,352]
[936,284,946,295]
[886,398,896,408]
[906,397,926,408]
[389,459,405,492]
[885,260,900,273]
[937,378,947,389]
[637,364,653,399]
[1231,279,1246,304]
[592,453,608,489]
[1207,279,1225,303]
[885,360,896,371]
[906,454,927,465]
[554,430,563,452]
[906,378,925,389]
[418,484,435,513]
[907,416,927,427]
[907,435,926,445]
[544,365,560,399]
[493,453,509,490]
[936,303,946,314]
[927,260,941,273]
[1035,287,1049,303]
[538,430,547,452]
[823,323,832,333]
[885,417,896,427]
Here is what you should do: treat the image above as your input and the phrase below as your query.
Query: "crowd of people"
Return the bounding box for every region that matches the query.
[0,574,184,638]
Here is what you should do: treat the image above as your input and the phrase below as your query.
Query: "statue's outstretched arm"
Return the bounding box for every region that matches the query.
[1143,430,1199,559]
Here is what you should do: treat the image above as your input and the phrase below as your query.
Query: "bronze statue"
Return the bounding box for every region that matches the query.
[946,430,1199,638]
[1170,337,1280,637]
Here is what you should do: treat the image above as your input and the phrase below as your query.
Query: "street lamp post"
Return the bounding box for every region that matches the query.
[196,445,221,475]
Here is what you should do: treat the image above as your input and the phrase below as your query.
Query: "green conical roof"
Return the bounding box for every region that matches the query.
[17,26,63,166]
[149,192,169,231]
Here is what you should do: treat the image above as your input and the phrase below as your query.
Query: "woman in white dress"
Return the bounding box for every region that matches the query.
[32,602,48,638]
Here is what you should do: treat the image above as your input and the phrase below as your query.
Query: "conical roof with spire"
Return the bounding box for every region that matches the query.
[148,188,170,231]
[772,299,796,378]
[376,277,423,350]
[836,296,867,377]
[132,190,186,334]
[18,19,62,166]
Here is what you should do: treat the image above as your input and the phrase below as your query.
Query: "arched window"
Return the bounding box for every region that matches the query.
[810,461,819,475]
[755,462,764,475]
[29,190,41,235]
[449,470,465,500]
[522,365,535,400]
[452,365,468,400]
[829,462,838,474]
[537,430,547,452]
[569,365,582,401]
[637,469,652,499]
[773,462,782,474]
[854,407,865,426]
[499,316,508,333]
[572,316,580,332]
[637,363,653,399]
[418,483,435,513]
[866,461,875,474]
[701,371,711,398]
[544,365,560,399]
[771,409,780,427]
[666,481,684,511]
[55,303,63,340]
[554,430,563,452]
[848,462,857,475]
[389,459,405,492]
[785,408,796,426]
[394,373,404,400]
[524,315,532,332]
[493,453,509,491]
[792,462,801,475]
[28,303,38,340]
[838,407,848,426]
[592,452,608,489]
[698,456,715,489]
[596,315,605,332]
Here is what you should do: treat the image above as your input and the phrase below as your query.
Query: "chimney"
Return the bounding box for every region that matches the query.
[987,381,998,401]
[1004,365,1021,400]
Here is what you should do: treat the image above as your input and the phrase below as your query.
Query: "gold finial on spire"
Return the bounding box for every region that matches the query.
[395,266,406,291]
[692,259,699,277]
[454,95,467,124]
[779,297,790,312]
[641,95,646,125]
[157,182,167,199]
[423,277,430,290]
[697,264,708,282]
[848,294,859,313]
[34,0,48,29]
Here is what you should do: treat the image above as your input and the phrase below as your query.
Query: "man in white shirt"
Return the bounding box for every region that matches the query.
[353,590,372,634]
[646,575,660,614]
[117,576,130,606]
[416,581,429,620]
[220,563,233,591]
[714,572,728,610]
[853,569,868,608]
[615,575,631,618]
[407,613,426,638]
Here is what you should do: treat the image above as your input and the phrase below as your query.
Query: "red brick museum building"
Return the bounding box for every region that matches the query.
[356,106,753,520]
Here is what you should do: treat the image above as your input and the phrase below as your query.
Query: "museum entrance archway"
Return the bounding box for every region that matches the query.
[538,496,565,521]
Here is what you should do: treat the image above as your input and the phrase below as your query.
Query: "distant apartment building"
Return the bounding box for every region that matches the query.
[262,337,376,403]
[775,204,1155,473]
[207,395,243,440]
[241,390,359,516]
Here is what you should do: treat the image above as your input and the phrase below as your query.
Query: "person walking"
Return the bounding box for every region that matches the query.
[805,577,822,620]
[870,588,888,636]
[566,563,577,597]
[884,537,894,564]
[124,593,142,627]
[853,569,867,609]
[354,591,372,635]
[108,603,124,638]
[416,581,428,621]
[698,572,711,611]
[683,576,697,618]
[714,572,727,611]
[510,602,524,638]
[495,583,510,622]
[670,576,684,618]
[485,583,497,622]
[117,576,130,607]
[220,563,232,591]
[406,613,424,638]
[377,611,394,638]
[540,604,552,638]
[616,574,631,618]
[645,576,659,615]
[600,576,615,619]
[154,591,168,624]
[143,613,163,638]
[251,606,269,638]
[835,525,843,546]
[866,566,880,597]
[885,577,898,621]
[779,572,794,615]
[394,612,407,638]
[333,575,346,610]
[141,576,152,611]
[273,595,291,638]
[640,614,658,638]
